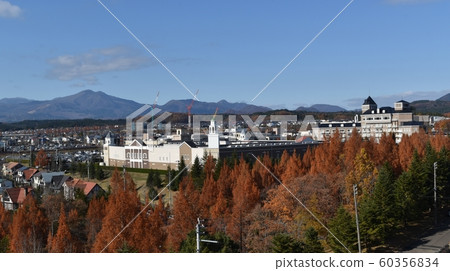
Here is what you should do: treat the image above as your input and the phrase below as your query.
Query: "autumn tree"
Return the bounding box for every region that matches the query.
[227,158,260,251]
[50,205,74,253]
[10,196,49,253]
[0,203,11,252]
[252,153,276,194]
[245,205,285,253]
[86,196,107,250]
[344,148,376,205]
[281,150,304,181]
[343,128,363,171]
[166,176,200,251]
[34,148,48,168]
[92,171,141,252]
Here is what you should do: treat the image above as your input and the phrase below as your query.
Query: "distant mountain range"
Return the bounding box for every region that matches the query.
[0,90,448,122]
[295,104,347,112]
[0,90,272,122]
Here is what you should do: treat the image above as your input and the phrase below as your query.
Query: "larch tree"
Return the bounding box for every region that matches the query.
[50,205,74,253]
[227,158,260,251]
[10,196,49,253]
[281,150,304,181]
[166,176,200,251]
[92,171,141,252]
[0,203,11,252]
[86,196,107,250]
[343,128,363,171]
[344,148,376,205]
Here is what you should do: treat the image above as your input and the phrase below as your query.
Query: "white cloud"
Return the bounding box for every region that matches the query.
[0,0,22,18]
[46,46,153,83]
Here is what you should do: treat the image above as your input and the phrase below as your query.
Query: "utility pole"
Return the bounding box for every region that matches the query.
[196,217,218,253]
[196,218,201,253]
[434,162,438,226]
[123,165,126,190]
[353,184,362,253]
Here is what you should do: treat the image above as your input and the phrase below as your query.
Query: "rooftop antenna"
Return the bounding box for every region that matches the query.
[187,89,199,130]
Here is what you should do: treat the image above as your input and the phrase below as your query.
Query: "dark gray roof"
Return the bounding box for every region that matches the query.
[363,96,376,105]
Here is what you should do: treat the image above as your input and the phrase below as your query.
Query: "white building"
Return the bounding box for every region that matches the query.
[103,120,219,170]
[311,97,425,143]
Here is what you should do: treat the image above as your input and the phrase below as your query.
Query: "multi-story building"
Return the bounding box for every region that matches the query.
[312,96,425,143]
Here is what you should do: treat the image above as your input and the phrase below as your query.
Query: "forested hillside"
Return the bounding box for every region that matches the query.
[1,130,449,253]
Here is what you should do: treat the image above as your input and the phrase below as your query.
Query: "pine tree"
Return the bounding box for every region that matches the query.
[303,227,324,253]
[271,233,303,253]
[359,163,398,246]
[394,151,427,226]
[191,156,203,189]
[327,206,357,253]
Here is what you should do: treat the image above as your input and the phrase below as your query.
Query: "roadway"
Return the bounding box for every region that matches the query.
[403,214,450,253]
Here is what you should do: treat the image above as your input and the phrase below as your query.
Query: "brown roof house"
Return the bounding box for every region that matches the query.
[63,179,104,200]
[1,187,32,211]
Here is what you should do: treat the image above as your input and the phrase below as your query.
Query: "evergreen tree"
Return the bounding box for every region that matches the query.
[303,227,324,253]
[271,233,304,253]
[359,163,398,246]
[395,151,427,226]
[328,206,357,252]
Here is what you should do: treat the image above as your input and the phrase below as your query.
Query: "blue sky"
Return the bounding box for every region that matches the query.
[1,0,450,110]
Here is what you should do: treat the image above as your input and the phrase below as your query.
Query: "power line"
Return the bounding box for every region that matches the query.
[250,153,352,253]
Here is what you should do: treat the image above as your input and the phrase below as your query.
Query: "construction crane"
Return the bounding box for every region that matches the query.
[150,91,160,137]
[187,89,199,129]
[212,107,219,121]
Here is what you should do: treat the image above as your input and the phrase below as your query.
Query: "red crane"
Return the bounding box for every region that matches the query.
[187,90,199,129]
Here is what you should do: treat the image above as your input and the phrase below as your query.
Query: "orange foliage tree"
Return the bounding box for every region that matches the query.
[166,176,200,251]
[50,205,73,253]
[34,148,48,168]
[10,196,49,252]
[91,170,141,252]
[227,158,260,251]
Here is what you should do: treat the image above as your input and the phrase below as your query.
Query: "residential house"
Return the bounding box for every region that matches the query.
[1,187,31,211]
[32,171,65,190]
[48,175,72,194]
[2,162,23,176]
[16,167,39,185]
[63,179,104,200]
[0,178,13,194]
